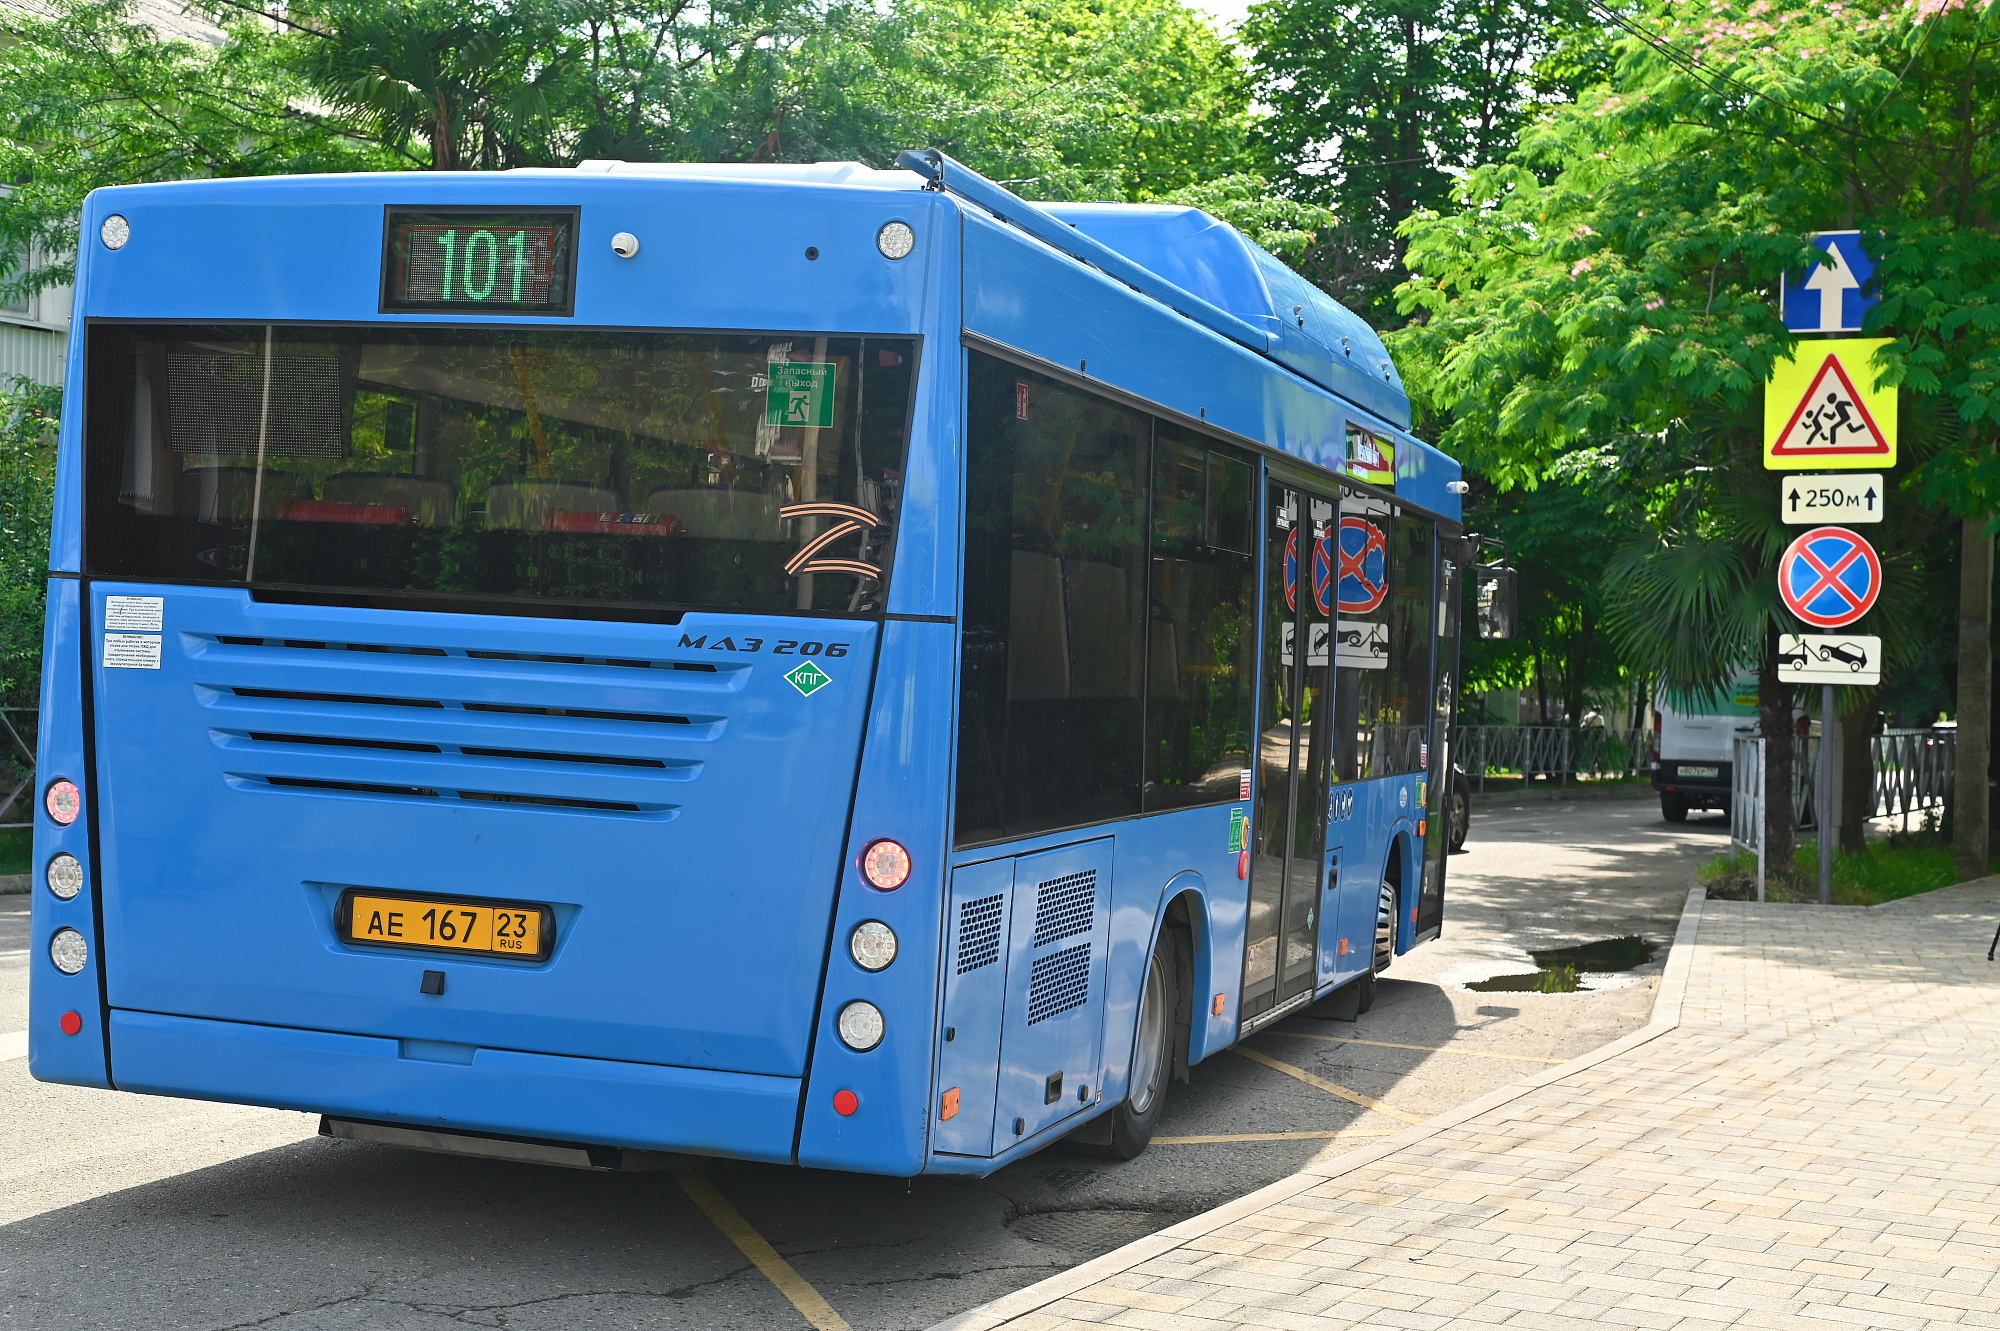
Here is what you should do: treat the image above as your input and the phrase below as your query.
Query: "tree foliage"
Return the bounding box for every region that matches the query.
[1240,0,1608,316]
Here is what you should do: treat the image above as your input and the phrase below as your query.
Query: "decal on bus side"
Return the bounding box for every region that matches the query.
[677,634,851,656]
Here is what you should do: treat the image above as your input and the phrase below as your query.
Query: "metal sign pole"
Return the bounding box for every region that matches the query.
[1821,683,1835,905]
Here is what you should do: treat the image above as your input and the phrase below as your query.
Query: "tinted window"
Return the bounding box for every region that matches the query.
[957,355,1148,846]
[85,324,915,615]
[1335,500,1433,780]
[1145,426,1257,811]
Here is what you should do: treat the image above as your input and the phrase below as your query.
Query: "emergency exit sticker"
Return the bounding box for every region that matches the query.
[1228,807,1247,852]
[103,595,163,632]
[102,633,161,669]
[765,363,836,428]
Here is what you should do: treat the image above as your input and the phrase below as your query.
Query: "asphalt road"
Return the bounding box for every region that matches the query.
[0,794,1728,1330]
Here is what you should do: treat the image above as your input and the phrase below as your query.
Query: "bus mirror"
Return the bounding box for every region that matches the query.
[1475,565,1516,640]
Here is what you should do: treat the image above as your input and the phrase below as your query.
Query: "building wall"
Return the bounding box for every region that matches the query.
[0,319,65,389]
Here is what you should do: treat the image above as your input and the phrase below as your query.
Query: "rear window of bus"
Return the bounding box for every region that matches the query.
[83,324,917,617]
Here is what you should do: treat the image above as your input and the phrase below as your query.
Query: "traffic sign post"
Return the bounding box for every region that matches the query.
[1777,633,1881,686]
[1767,233,1890,907]
[1779,526,1882,628]
[1764,338,1897,469]
[1780,473,1883,524]
[1775,528,1884,905]
[1782,231,1879,334]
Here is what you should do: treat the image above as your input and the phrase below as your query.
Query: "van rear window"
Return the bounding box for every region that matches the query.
[84,324,916,617]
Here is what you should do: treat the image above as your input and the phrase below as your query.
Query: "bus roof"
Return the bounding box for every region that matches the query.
[565,156,1411,430]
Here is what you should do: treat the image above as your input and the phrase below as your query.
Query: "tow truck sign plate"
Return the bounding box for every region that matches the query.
[1778,633,1882,686]
[1781,473,1883,524]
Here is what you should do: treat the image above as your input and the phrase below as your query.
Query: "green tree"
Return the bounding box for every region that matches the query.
[1391,0,2000,872]
[1240,0,1608,317]
[0,0,390,299]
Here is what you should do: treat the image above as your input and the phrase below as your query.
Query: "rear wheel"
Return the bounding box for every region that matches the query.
[1449,784,1470,851]
[1661,792,1690,823]
[1095,933,1179,1160]
[1355,876,1397,1014]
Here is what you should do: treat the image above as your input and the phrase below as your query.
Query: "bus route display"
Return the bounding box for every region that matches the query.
[381,208,577,315]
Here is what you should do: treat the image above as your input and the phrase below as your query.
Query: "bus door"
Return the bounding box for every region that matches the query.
[1244,483,1336,1022]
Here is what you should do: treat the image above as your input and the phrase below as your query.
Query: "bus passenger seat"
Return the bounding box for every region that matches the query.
[484,480,623,531]
[645,487,783,541]
[323,473,459,528]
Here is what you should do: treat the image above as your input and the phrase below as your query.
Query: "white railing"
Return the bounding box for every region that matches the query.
[1729,729,1955,898]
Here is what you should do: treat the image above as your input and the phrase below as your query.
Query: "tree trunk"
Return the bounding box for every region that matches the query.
[1955,516,1993,878]
[1839,688,1880,855]
[1759,620,1794,874]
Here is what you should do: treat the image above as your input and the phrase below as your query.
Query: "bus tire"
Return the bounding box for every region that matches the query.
[1661,793,1689,822]
[1096,930,1181,1161]
[1355,876,1396,1014]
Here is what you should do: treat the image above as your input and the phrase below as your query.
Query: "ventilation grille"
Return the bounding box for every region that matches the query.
[1027,944,1092,1025]
[256,776,652,814]
[213,636,718,673]
[956,894,1005,974]
[230,687,691,727]
[1031,870,1096,948]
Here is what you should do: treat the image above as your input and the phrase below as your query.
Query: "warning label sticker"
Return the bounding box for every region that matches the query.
[103,633,162,670]
[103,595,163,632]
[1764,337,1897,470]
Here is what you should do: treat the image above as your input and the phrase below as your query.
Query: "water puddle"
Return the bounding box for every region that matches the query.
[1465,935,1657,994]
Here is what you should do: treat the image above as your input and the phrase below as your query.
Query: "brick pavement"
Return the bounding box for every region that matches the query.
[938,879,2000,1330]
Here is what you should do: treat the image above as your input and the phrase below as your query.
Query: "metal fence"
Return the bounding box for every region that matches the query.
[1452,725,1650,790]
[0,706,33,829]
[1728,728,1954,898]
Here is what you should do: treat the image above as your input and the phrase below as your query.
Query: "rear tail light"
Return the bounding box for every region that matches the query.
[836,1000,885,1051]
[860,839,911,890]
[44,779,80,826]
[49,928,88,975]
[45,853,83,900]
[849,921,898,971]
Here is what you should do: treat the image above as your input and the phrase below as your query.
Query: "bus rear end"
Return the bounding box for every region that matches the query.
[29,168,956,1174]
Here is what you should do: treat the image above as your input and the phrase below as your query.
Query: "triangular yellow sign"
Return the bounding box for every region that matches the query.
[1764,337,1896,470]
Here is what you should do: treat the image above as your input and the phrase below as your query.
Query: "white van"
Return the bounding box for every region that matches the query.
[1652,677,1760,821]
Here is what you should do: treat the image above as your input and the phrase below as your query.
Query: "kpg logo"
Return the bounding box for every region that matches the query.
[1337,517,1388,614]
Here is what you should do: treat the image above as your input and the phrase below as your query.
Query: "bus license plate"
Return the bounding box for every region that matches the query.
[337,890,552,960]
[1679,765,1719,778]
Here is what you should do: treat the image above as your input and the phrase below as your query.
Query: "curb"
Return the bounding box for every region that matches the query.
[928,887,1710,1331]
[0,873,27,895]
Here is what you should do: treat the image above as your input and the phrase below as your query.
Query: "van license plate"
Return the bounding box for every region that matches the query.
[337,890,552,960]
[1678,765,1719,778]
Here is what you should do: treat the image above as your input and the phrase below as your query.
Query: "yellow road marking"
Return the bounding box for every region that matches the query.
[1231,1047,1425,1124]
[1271,1031,1566,1064]
[1153,1129,1398,1144]
[674,1170,851,1331]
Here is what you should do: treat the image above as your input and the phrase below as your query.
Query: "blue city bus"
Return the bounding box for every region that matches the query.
[29,150,1479,1176]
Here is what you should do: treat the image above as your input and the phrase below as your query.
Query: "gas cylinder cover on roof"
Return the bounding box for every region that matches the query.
[1040,203,1408,429]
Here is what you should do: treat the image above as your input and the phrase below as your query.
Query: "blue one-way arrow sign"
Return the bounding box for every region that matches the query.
[1782,231,1878,334]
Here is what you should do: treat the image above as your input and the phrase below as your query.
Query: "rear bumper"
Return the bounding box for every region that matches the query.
[109,1009,801,1163]
[1653,760,1732,797]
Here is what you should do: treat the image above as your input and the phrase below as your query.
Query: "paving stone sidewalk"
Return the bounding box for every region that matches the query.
[940,879,2000,1331]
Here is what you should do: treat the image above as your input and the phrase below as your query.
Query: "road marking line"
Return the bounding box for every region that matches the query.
[1154,1129,1398,1144]
[673,1169,851,1331]
[1231,1047,1425,1124]
[1271,1031,1566,1064]
[0,1030,24,1063]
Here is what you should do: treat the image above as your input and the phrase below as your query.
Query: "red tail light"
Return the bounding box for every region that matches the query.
[860,839,912,890]
[45,779,81,826]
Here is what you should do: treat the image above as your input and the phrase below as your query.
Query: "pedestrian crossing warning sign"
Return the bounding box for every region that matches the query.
[1764,337,1896,470]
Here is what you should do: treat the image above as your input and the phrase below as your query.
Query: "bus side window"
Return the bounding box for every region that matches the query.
[1144,426,1256,813]
[956,353,1147,847]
